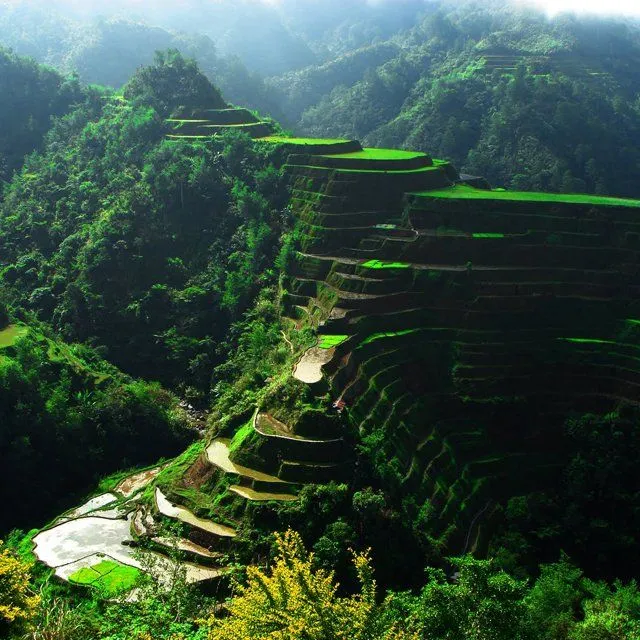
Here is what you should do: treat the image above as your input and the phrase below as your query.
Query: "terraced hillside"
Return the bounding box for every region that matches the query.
[167,106,274,139]
[34,112,640,591]
[271,138,640,552]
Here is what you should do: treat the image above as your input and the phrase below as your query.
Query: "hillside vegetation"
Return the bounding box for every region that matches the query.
[0,47,82,183]
[0,51,288,394]
[269,2,640,197]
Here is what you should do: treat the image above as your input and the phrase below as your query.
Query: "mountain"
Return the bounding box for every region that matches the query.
[268,2,640,197]
[0,5,283,118]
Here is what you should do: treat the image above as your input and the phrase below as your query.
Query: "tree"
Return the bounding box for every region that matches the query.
[124,49,226,117]
[204,529,377,640]
[396,556,528,640]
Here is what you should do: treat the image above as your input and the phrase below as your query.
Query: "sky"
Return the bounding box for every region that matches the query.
[3,0,640,19]
[516,0,640,16]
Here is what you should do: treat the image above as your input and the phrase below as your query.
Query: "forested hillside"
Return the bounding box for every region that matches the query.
[5,1,640,196]
[0,6,282,118]
[0,310,189,531]
[0,47,81,183]
[0,51,288,395]
[270,2,640,196]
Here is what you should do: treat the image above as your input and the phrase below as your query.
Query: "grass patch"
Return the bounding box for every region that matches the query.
[167,135,211,139]
[472,233,505,239]
[362,260,410,270]
[0,324,28,348]
[46,339,110,385]
[69,560,140,595]
[97,461,165,494]
[559,338,616,345]
[290,164,443,176]
[361,329,420,346]
[321,148,427,161]
[261,136,352,145]
[229,419,255,455]
[317,335,349,349]
[412,184,640,208]
[152,441,205,499]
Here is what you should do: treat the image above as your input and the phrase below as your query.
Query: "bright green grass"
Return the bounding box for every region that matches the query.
[362,259,410,269]
[472,233,505,239]
[412,184,640,208]
[559,338,616,345]
[0,324,109,383]
[290,163,443,175]
[69,560,140,595]
[374,224,398,229]
[321,148,426,160]
[317,335,349,349]
[0,324,28,348]
[201,122,265,128]
[229,419,255,454]
[260,136,352,145]
[626,319,640,326]
[361,329,419,346]
[46,339,110,385]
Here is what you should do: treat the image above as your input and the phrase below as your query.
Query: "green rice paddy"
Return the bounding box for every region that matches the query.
[413,184,640,208]
[362,259,410,269]
[261,136,353,145]
[291,164,443,176]
[321,148,427,161]
[0,324,28,348]
[361,329,420,346]
[166,134,211,139]
[559,338,616,345]
[69,560,140,595]
[317,335,349,349]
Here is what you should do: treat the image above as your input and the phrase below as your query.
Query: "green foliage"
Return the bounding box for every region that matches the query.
[0,47,82,183]
[394,556,528,639]
[124,49,226,117]
[493,408,640,582]
[0,55,288,391]
[0,327,188,532]
[270,5,640,198]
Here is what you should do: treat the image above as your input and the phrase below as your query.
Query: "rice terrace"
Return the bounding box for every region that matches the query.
[2,1,640,637]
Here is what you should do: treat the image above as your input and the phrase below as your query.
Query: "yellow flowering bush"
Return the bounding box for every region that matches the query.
[205,529,377,640]
[0,540,39,629]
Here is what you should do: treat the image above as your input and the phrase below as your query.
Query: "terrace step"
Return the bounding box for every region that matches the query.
[205,438,289,487]
[229,485,298,502]
[154,488,237,538]
[278,459,349,483]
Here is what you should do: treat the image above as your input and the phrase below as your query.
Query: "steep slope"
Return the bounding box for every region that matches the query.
[34,101,640,593]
